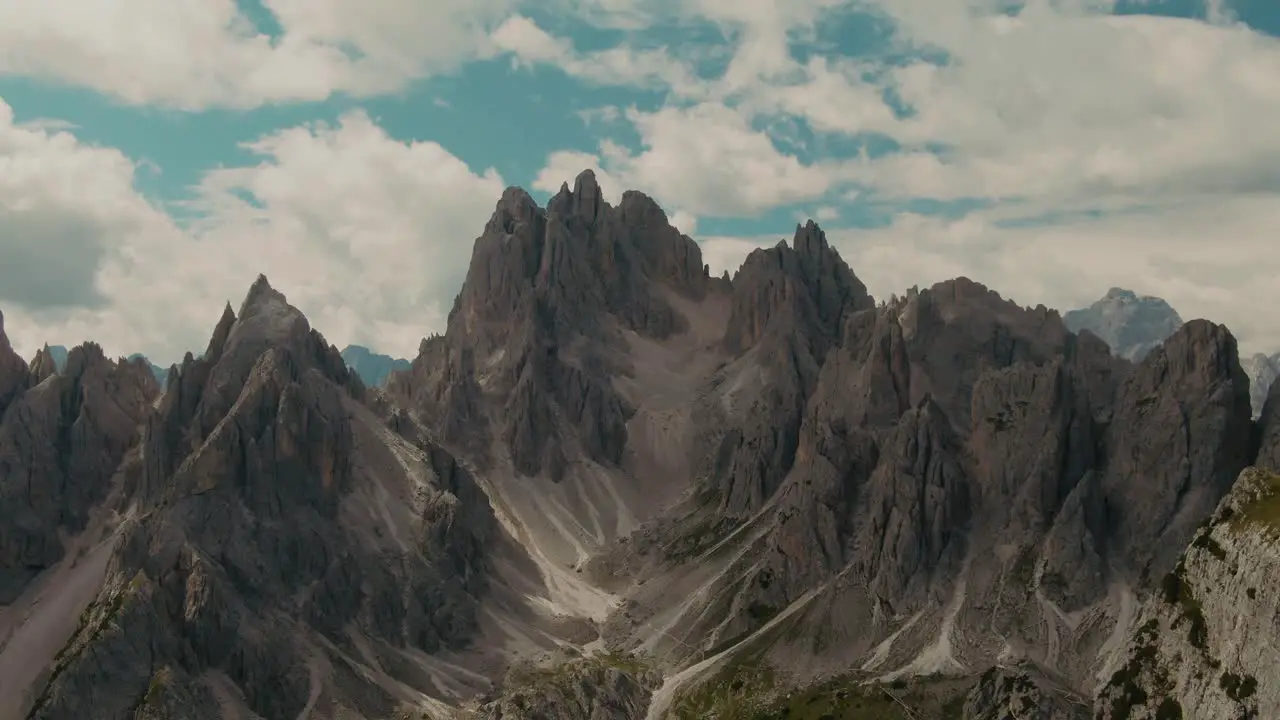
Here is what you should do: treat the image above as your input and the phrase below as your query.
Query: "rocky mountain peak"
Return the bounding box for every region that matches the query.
[28,343,58,384]
[0,309,29,414]
[0,337,159,603]
[723,220,872,353]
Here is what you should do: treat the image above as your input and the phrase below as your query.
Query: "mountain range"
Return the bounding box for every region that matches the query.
[1065,287,1280,416]
[2,170,1280,719]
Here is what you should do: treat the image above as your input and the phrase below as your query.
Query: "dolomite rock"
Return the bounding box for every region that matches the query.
[1095,467,1280,719]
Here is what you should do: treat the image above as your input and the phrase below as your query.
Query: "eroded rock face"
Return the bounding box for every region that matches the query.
[24,278,493,720]
[0,342,159,601]
[475,655,661,720]
[389,170,714,480]
[0,310,29,417]
[605,265,1254,697]
[963,664,1090,719]
[1095,468,1280,719]
[1100,320,1254,580]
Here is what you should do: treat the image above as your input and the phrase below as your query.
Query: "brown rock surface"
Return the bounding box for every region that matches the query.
[0,342,158,602]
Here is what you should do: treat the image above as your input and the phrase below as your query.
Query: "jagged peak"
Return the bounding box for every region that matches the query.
[239,274,284,316]
[1091,287,1181,317]
[546,168,605,223]
[791,219,831,257]
[62,341,108,380]
[29,344,58,383]
[230,275,308,344]
[1155,318,1237,358]
[205,301,237,362]
[0,309,14,356]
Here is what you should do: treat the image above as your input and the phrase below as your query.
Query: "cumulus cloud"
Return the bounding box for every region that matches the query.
[534,103,834,218]
[0,103,505,363]
[0,0,515,109]
[0,101,168,312]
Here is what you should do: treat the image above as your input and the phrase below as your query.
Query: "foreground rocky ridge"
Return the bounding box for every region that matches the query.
[0,170,1277,719]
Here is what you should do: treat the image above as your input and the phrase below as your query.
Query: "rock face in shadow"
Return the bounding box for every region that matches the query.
[387,170,714,480]
[0,340,159,602]
[22,277,494,720]
[0,311,29,416]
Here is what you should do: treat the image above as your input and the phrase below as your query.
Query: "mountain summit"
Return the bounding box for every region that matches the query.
[1063,286,1183,361]
[2,175,1280,719]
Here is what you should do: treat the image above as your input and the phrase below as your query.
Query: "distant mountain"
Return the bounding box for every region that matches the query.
[1062,287,1183,362]
[126,353,169,385]
[1064,289,1279,416]
[44,344,68,369]
[340,344,410,387]
[1244,352,1280,416]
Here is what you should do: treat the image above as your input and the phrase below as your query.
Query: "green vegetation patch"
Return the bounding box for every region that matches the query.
[671,663,972,720]
[1227,469,1280,535]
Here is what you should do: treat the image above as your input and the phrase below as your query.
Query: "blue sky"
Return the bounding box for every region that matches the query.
[0,0,1278,363]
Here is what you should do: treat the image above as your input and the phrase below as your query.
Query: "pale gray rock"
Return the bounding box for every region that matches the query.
[1063,287,1183,362]
[1095,467,1280,719]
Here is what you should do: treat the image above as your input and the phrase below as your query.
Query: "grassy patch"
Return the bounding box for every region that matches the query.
[1227,469,1280,534]
[503,650,652,695]
[671,664,971,720]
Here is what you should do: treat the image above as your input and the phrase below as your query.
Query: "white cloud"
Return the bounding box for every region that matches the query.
[536,103,835,218]
[839,6,1280,204]
[534,149,701,234]
[492,16,707,94]
[0,0,515,109]
[0,100,175,315]
[0,103,505,362]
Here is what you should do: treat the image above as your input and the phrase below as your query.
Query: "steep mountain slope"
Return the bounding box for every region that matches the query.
[341,346,411,388]
[1,281,498,720]
[1095,466,1280,719]
[2,171,1277,719]
[1063,287,1183,362]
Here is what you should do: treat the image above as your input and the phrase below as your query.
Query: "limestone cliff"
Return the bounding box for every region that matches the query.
[1096,467,1280,719]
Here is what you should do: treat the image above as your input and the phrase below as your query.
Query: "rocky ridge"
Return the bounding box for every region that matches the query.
[1,171,1278,719]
